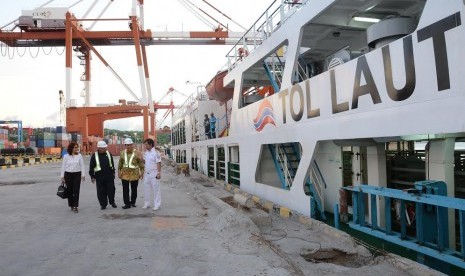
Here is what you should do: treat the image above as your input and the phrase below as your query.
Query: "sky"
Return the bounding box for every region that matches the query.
[0,0,272,130]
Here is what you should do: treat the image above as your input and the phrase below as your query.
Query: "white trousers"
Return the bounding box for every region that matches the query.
[143,176,161,208]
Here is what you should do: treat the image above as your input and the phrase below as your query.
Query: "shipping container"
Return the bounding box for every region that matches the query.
[71,133,82,142]
[55,140,70,148]
[42,127,56,133]
[37,139,55,148]
[56,126,67,133]
[37,132,55,140]
[55,133,70,140]
[43,147,61,155]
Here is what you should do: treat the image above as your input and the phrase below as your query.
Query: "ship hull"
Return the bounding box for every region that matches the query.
[171,2,465,268]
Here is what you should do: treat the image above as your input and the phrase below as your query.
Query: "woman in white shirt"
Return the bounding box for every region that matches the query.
[60,142,85,213]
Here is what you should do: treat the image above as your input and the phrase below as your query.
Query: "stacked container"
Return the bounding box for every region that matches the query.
[105,134,120,145]
[34,127,59,155]
[0,128,7,150]
[36,131,55,148]
[55,126,70,148]
[71,133,82,143]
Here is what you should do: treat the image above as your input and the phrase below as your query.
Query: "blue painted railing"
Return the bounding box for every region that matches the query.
[342,181,465,270]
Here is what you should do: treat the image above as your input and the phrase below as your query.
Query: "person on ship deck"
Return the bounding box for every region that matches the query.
[210,113,217,139]
[203,114,210,139]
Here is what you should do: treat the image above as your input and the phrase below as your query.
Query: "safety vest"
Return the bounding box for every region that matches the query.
[94,151,113,172]
[123,149,138,169]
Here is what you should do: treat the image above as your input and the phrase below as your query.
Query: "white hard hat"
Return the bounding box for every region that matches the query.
[97,141,107,148]
[124,138,133,145]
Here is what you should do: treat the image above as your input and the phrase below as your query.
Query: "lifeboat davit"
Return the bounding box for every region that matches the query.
[205,70,234,103]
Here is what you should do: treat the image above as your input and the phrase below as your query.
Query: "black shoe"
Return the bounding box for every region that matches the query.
[101,206,106,210]
[111,203,117,208]
[122,205,131,209]
[131,203,136,207]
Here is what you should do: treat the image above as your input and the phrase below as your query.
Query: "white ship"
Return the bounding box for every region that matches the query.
[171,0,465,271]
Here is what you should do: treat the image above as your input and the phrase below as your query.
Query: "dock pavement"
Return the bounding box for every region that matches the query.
[0,156,443,276]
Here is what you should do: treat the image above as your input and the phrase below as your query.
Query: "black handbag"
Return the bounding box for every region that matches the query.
[57,182,69,199]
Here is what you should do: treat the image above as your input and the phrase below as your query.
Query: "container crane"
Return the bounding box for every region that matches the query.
[0,0,254,148]
[0,120,23,143]
[155,87,189,127]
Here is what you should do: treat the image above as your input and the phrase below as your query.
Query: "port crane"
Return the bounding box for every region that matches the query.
[0,0,252,151]
[155,87,190,128]
[0,120,23,143]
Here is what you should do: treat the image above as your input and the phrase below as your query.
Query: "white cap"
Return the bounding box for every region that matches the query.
[124,138,133,145]
[97,141,107,148]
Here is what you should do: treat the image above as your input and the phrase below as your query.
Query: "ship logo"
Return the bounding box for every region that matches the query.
[253,99,276,132]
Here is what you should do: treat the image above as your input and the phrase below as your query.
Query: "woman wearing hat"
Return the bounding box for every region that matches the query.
[118,138,144,209]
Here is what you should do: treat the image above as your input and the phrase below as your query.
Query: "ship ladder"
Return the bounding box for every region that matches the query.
[263,62,280,93]
[268,143,299,190]
[306,160,327,220]
[285,142,326,220]
[263,53,284,92]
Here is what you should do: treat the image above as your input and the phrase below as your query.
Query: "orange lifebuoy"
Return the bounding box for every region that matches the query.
[238,47,249,58]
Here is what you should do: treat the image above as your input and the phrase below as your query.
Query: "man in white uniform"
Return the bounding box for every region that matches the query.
[142,138,162,210]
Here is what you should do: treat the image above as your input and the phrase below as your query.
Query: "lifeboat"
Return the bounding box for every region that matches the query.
[205,70,234,103]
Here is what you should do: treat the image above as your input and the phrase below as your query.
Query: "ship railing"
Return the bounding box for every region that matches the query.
[224,0,309,73]
[295,58,309,82]
[172,89,207,125]
[200,132,208,141]
[217,160,226,180]
[207,159,215,178]
[342,182,465,270]
[216,107,232,138]
[228,162,240,186]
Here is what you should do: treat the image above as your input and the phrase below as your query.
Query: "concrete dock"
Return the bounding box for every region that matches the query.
[0,156,442,276]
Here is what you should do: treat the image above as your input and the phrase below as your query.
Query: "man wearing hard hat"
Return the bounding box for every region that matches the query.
[118,138,144,209]
[89,141,117,210]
